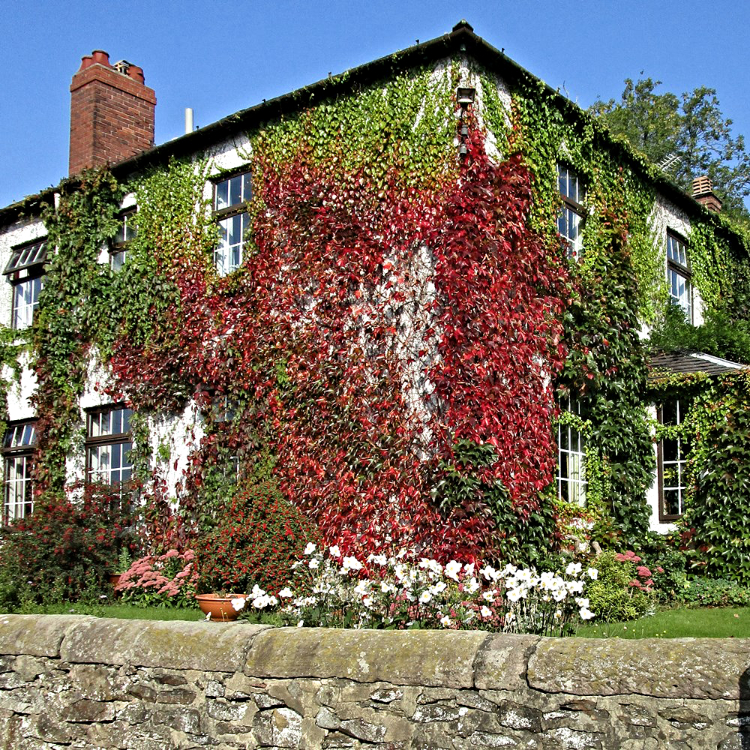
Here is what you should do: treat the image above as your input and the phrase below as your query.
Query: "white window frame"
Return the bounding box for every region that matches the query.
[213,171,252,276]
[557,397,586,505]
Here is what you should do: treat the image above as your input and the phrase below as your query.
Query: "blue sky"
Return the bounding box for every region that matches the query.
[2,0,749,209]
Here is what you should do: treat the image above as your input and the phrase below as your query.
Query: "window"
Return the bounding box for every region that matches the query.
[557,164,583,259]
[86,406,133,486]
[658,398,690,521]
[4,239,47,330]
[557,397,586,505]
[2,421,36,524]
[213,171,252,276]
[667,233,692,322]
[111,209,137,270]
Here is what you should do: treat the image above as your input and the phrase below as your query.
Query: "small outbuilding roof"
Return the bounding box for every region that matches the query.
[649,351,747,380]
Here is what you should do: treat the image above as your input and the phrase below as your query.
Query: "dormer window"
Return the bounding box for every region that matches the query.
[557,164,583,259]
[111,209,137,270]
[213,171,252,276]
[4,238,47,330]
[667,233,692,322]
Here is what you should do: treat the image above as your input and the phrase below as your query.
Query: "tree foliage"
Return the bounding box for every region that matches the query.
[590,77,750,226]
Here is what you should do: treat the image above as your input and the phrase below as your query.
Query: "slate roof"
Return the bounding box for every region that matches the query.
[649,351,747,380]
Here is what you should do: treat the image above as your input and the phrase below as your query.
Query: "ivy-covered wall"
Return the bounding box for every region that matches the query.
[1,42,749,567]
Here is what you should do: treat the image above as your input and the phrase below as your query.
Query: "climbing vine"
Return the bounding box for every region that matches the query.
[11,51,750,572]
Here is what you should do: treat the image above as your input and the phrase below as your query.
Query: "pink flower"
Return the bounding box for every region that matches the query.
[636,566,652,578]
[164,549,179,559]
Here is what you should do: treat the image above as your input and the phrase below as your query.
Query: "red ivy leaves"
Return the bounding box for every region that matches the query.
[108,127,570,563]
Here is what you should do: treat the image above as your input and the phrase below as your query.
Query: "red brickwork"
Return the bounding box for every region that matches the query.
[69,52,156,176]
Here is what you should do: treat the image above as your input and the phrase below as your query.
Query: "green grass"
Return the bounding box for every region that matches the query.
[1,602,205,621]
[576,606,750,639]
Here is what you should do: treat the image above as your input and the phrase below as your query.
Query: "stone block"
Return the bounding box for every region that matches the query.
[474,633,539,691]
[60,618,270,673]
[0,615,91,657]
[246,628,488,688]
[528,637,750,700]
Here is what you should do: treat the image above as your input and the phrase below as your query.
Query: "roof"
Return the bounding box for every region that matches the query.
[649,351,747,380]
[0,19,743,247]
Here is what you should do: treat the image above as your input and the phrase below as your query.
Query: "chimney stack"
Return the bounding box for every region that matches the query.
[69,50,156,176]
[692,176,722,213]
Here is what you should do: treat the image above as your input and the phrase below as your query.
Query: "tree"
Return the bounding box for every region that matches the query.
[590,78,750,227]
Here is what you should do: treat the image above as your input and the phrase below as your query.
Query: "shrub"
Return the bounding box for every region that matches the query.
[117,549,198,608]
[586,550,654,622]
[672,576,750,607]
[0,482,137,608]
[195,481,319,594]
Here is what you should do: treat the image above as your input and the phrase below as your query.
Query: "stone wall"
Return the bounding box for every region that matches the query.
[0,615,747,749]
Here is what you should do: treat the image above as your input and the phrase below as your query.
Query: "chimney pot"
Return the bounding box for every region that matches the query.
[78,55,94,72]
[692,175,722,213]
[127,65,145,84]
[91,50,111,67]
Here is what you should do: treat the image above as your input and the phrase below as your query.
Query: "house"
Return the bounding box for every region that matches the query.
[0,21,747,564]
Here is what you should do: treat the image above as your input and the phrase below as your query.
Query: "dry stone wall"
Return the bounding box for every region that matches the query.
[0,614,747,748]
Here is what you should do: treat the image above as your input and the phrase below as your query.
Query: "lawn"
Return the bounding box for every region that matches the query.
[575,606,750,638]
[2,602,206,621]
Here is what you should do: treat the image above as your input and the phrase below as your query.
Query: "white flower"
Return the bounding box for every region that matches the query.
[329,545,341,558]
[506,587,523,603]
[309,558,320,569]
[505,611,516,623]
[480,564,499,582]
[380,581,396,594]
[342,556,363,572]
[432,580,447,594]
[419,590,433,604]
[587,567,598,580]
[482,590,495,603]
[464,577,480,594]
[250,584,266,598]
[579,607,595,620]
[554,609,562,619]
[565,562,582,577]
[539,571,556,590]
[297,620,304,627]
[231,597,246,612]
[304,542,316,555]
[445,560,462,581]
[575,597,590,609]
[566,579,584,595]
[354,580,371,597]
[440,615,453,627]
[552,588,567,602]
[463,562,475,577]
[279,587,294,598]
[480,606,492,618]
[371,554,387,566]
[362,596,374,608]
[500,564,518,578]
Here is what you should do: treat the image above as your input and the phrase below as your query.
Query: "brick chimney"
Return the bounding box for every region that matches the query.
[692,175,722,213]
[69,50,156,176]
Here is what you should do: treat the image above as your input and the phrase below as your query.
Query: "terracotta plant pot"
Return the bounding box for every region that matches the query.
[195,593,247,622]
[108,573,123,587]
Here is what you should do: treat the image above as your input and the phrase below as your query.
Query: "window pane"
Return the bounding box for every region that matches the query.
[215,179,229,211]
[228,175,242,207]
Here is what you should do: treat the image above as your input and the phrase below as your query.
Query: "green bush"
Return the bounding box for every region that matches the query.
[671,576,750,607]
[195,481,319,594]
[586,550,654,622]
